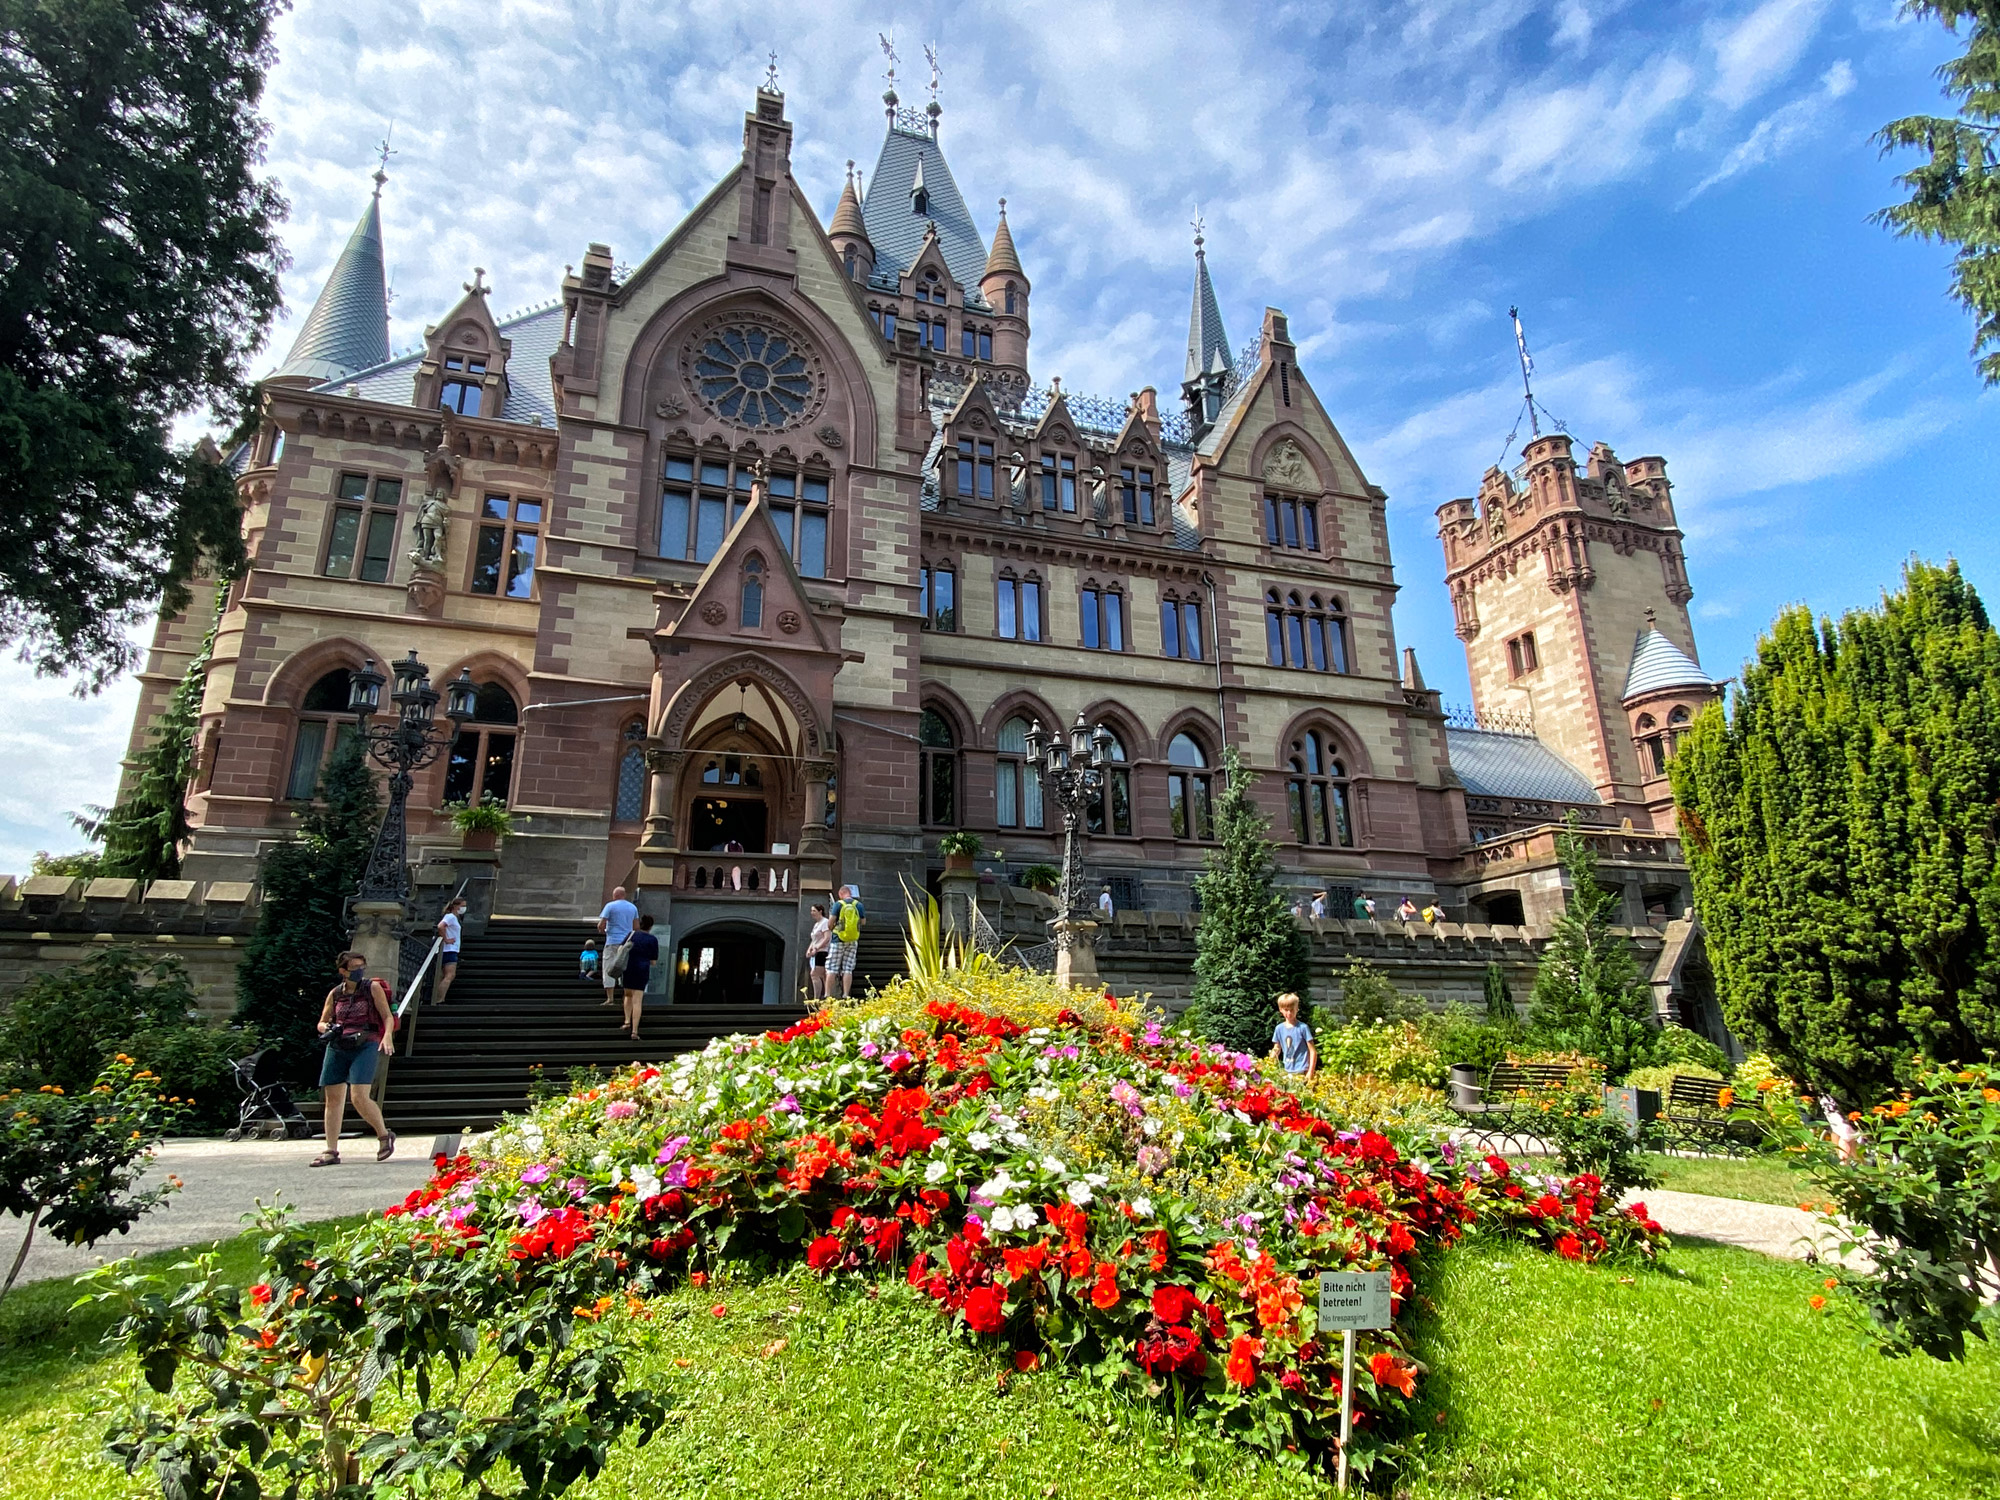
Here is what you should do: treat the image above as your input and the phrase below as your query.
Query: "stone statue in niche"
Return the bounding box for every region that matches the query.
[1006,450,1029,509]
[408,487,450,570]
[1262,439,1311,490]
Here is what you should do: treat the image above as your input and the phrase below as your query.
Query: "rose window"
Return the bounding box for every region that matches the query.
[691,326,815,429]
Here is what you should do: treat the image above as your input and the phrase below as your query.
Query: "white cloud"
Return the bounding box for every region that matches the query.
[0,655,142,876]
[1683,58,1855,202]
[1709,0,1829,110]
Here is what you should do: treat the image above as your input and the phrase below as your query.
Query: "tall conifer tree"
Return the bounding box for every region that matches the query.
[1190,748,1312,1055]
[1672,560,2000,1101]
[1528,819,1659,1081]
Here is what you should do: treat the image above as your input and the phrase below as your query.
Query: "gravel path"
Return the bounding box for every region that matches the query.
[1620,1187,1865,1265]
[2,1135,441,1290]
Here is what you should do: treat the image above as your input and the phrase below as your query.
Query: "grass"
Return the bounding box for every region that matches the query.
[1401,1238,2000,1500]
[1645,1152,1809,1207]
[2,1229,1996,1499]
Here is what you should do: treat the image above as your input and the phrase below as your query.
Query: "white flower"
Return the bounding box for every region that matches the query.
[966,1131,995,1151]
[924,1158,951,1183]
[630,1167,661,1201]
[976,1170,1019,1201]
[1009,1128,1035,1146]
[1084,1173,1108,1188]
[991,1203,1040,1234]
[1065,1180,1094,1206]
[1141,1116,1162,1137]
[590,1152,613,1173]
[735,1073,752,1089]
[1131,1196,1154,1217]
[1041,1157,1065,1176]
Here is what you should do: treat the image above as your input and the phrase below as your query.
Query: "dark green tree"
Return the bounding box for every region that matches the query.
[1482,961,1516,1026]
[1527,819,1658,1081]
[1874,3,2000,384]
[1671,560,2000,1102]
[1190,747,1312,1055]
[0,0,285,685]
[75,582,227,883]
[234,737,380,1075]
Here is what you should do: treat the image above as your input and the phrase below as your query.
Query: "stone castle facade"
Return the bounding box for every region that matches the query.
[116,84,1725,1020]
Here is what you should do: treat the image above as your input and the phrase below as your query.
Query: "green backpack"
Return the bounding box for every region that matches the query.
[833,899,861,943]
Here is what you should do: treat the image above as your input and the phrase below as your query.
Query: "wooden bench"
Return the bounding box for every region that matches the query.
[1657,1073,1759,1155]
[1450,1061,1583,1117]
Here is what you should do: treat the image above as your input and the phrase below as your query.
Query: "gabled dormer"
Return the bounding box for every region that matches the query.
[900,230,958,356]
[667,471,834,655]
[412,269,511,420]
[940,377,1006,507]
[1105,393,1167,534]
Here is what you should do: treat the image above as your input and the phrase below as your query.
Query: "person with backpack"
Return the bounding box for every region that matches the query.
[310,951,396,1167]
[827,883,865,998]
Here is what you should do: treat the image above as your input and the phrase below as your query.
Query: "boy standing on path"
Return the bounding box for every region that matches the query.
[1270,991,1316,1085]
[826,884,865,999]
[598,886,638,1007]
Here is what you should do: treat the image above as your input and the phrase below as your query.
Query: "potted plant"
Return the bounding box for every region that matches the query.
[1019,862,1061,895]
[938,830,983,872]
[446,794,513,851]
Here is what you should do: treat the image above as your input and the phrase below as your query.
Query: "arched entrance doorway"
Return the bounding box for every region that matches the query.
[674,922,787,1006]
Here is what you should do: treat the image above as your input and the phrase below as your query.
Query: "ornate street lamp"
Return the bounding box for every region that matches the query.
[348,653,476,908]
[1025,713,1114,969]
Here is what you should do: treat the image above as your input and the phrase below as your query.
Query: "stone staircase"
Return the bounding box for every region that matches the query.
[380,917,807,1135]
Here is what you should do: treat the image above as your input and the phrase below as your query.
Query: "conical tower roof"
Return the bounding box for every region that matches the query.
[983,198,1023,281]
[1184,228,1231,384]
[274,178,391,384]
[860,121,988,293]
[1622,621,1714,702]
[830,163,869,242]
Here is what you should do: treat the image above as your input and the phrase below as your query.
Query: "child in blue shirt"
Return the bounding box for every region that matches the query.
[579,940,600,983]
[1270,991,1317,1082]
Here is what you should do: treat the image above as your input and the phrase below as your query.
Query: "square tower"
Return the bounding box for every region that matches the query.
[1435,433,1718,829]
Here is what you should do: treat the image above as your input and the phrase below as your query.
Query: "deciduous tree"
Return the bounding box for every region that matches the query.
[1671,560,2000,1101]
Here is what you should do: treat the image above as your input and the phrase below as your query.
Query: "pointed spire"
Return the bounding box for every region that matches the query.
[275,175,391,384]
[983,197,1023,279]
[1184,212,1232,384]
[910,155,928,215]
[831,161,868,241]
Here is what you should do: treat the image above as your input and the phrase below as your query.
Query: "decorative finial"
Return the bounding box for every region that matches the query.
[1644,607,1658,628]
[464,267,489,297]
[924,218,939,240]
[998,196,1007,216]
[845,158,855,185]
[879,31,900,110]
[1191,206,1206,253]
[372,124,396,195]
[763,50,780,92]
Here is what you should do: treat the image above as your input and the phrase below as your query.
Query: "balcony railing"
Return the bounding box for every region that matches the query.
[676,854,802,897]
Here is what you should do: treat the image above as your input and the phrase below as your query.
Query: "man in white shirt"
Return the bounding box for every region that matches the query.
[434,896,468,1003]
[1309,890,1327,920]
[598,886,639,1007]
[1097,885,1114,920]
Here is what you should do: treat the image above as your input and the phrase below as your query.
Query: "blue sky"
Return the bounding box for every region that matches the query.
[3,0,1993,872]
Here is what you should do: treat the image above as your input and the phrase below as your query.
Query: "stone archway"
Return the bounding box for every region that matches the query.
[672,917,791,1007]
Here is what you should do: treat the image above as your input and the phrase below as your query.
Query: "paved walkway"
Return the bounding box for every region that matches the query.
[2,1136,439,1289]
[1620,1187,1865,1265]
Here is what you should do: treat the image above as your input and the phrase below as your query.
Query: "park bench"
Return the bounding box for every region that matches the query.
[1448,1060,1596,1153]
[1656,1073,1760,1155]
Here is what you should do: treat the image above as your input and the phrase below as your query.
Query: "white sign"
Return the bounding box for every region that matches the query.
[1317,1270,1392,1333]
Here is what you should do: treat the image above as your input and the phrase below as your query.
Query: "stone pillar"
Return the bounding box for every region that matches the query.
[639,747,683,852]
[1051,916,1099,990]
[348,899,408,995]
[938,866,979,948]
[797,757,835,856]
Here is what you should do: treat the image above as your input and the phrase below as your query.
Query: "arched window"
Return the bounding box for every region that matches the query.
[995,715,1045,829]
[1265,590,1349,673]
[919,708,957,826]
[1167,732,1213,841]
[285,669,360,801]
[740,556,765,629]
[1286,730,1354,847]
[1086,730,1132,837]
[1005,282,1017,315]
[443,681,519,805]
[613,721,648,822]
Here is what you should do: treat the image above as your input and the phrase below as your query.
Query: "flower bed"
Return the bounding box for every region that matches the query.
[396,971,1664,1474]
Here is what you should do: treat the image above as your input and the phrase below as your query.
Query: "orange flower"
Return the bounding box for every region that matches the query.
[1824,1277,1838,1290]
[1225,1334,1264,1387]
[1983,1089,2000,1104]
[1369,1351,1416,1398]
[1715,1087,1734,1109]
[1809,1295,1826,1311]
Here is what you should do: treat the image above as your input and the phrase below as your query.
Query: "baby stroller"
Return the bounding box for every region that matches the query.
[223,1048,313,1141]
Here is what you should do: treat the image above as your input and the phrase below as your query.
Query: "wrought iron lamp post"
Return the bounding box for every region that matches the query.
[347,651,477,908]
[1025,713,1113,986]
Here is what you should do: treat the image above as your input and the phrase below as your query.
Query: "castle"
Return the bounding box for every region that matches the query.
[117,82,1726,1026]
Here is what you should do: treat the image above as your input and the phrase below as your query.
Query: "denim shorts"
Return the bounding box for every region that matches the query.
[319,1039,379,1088]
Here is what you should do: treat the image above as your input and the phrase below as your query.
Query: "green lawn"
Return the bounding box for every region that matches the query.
[3,1228,1996,1499]
[1646,1152,1808,1206]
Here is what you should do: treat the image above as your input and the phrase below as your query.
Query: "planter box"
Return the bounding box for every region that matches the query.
[461,829,499,852]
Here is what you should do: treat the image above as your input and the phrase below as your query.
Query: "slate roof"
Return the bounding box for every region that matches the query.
[1185,246,1231,384]
[317,303,565,425]
[275,193,391,383]
[1622,627,1713,702]
[861,126,991,303]
[1445,727,1600,804]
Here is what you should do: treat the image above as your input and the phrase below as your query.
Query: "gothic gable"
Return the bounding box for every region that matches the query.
[667,477,834,656]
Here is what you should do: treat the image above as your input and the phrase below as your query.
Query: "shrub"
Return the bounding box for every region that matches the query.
[1419,1004,1514,1084]
[1017,863,1060,894]
[1527,819,1659,1081]
[1315,1019,1443,1086]
[1189,748,1311,1055]
[1482,961,1516,1025]
[1502,1085,1660,1198]
[1,1055,182,1301]
[1339,961,1422,1026]
[0,947,247,1129]
[1654,1024,1730,1074]
[1782,1059,2000,1361]
[1625,1062,1723,1096]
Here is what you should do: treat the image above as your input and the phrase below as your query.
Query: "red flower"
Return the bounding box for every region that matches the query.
[1225,1333,1264,1387]
[689,1271,709,1289]
[1151,1283,1197,1325]
[1002,1243,1048,1281]
[906,1253,931,1286]
[1528,1193,1563,1220]
[1386,1221,1416,1257]
[1090,1262,1121,1310]
[806,1235,843,1272]
[1554,1234,1584,1261]
[1370,1351,1416,1398]
[864,1218,904,1263]
[248,1283,274,1308]
[963,1284,1007,1334]
[1014,1349,1040,1371]
[711,1304,729,1317]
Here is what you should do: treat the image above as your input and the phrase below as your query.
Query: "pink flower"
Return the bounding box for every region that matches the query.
[605,1100,639,1119]
[518,1164,551,1185]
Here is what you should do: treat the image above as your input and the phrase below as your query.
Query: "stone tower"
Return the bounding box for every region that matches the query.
[1435,434,1718,830]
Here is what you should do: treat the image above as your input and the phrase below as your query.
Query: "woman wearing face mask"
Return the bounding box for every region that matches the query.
[310,951,396,1166]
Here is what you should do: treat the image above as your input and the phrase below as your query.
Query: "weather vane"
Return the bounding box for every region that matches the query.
[1191,206,1206,250]
[923,41,942,104]
[372,124,396,193]
[763,50,779,92]
[879,32,899,91]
